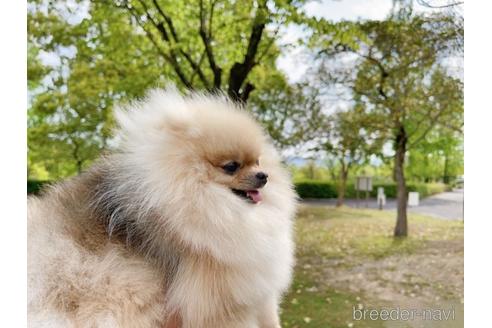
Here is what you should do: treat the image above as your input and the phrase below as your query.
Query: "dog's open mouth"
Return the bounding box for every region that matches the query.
[231,189,262,204]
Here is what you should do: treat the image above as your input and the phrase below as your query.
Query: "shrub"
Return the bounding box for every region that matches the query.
[294,180,448,199]
[27,180,50,195]
[344,183,398,198]
[407,182,448,198]
[294,180,337,199]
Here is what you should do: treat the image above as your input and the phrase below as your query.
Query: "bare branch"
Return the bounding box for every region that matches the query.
[256,26,280,63]
[240,83,255,103]
[190,49,207,84]
[152,0,179,42]
[178,50,211,89]
[123,0,210,89]
[321,44,389,100]
[199,0,222,89]
[146,0,212,88]
[126,2,193,88]
[416,0,464,9]
[407,108,447,149]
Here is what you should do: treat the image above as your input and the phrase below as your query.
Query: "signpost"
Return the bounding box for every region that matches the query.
[355,176,372,208]
[377,187,386,210]
[408,192,420,207]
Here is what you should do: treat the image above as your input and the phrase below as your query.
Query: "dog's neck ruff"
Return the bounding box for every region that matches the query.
[85,160,183,286]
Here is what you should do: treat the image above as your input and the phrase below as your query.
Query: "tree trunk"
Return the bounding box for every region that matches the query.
[307,161,315,180]
[394,126,408,237]
[72,138,83,175]
[227,8,266,103]
[76,160,83,175]
[336,164,348,207]
[443,153,449,184]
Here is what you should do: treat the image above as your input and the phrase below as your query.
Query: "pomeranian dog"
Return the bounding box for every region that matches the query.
[27,89,297,328]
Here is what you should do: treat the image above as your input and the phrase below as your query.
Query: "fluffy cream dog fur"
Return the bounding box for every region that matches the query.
[27,89,297,328]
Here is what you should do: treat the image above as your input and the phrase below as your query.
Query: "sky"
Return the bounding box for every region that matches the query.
[276,0,448,83]
[278,0,394,83]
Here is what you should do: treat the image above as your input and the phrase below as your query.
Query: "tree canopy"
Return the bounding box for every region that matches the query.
[28,0,314,178]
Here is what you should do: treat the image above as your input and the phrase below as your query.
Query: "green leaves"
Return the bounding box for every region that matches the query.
[27,0,315,179]
[28,1,166,178]
[248,76,323,149]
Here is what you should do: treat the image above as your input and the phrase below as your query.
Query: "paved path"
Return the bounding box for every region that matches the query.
[302,189,464,220]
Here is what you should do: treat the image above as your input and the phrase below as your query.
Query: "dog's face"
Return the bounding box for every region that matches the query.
[207,156,268,204]
[187,104,269,204]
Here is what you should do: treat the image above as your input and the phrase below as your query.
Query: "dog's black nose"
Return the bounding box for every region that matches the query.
[256,172,268,181]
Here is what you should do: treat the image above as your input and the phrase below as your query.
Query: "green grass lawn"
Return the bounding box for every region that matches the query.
[280,205,464,328]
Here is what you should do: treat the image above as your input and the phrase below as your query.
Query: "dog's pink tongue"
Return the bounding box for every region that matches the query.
[246,190,262,203]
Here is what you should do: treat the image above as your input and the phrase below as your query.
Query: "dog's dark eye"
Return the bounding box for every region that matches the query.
[255,159,259,165]
[222,161,240,174]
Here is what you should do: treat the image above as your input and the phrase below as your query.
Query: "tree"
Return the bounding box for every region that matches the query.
[100,0,309,103]
[312,10,463,236]
[304,60,385,207]
[248,76,323,150]
[321,109,383,207]
[405,0,463,51]
[406,128,463,183]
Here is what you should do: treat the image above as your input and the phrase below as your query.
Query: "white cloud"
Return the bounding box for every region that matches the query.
[304,0,393,22]
[277,0,458,82]
[38,51,61,67]
[38,45,77,67]
[277,0,395,82]
[276,48,309,83]
[275,24,311,83]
